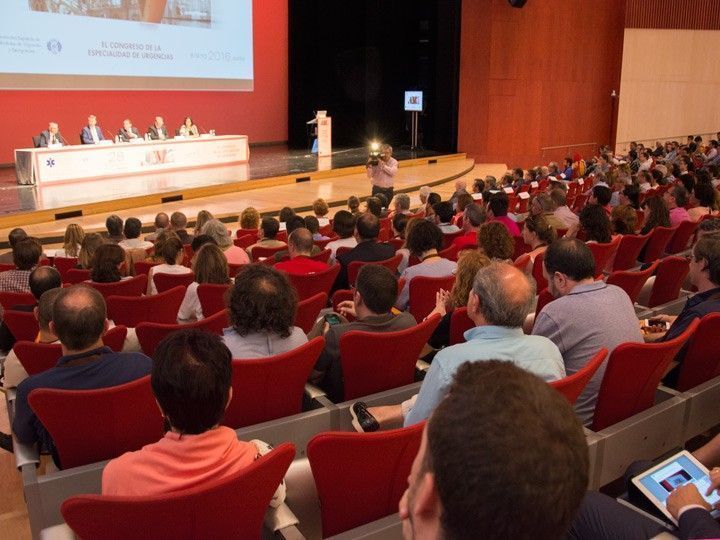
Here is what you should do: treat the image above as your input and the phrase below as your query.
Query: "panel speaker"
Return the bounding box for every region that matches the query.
[509,0,527,7]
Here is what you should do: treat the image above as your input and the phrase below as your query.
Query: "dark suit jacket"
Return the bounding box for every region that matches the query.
[147,125,170,140]
[118,127,141,142]
[677,507,720,540]
[38,131,67,147]
[80,125,105,144]
[332,240,396,292]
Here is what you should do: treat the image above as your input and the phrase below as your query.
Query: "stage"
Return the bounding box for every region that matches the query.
[0,145,505,247]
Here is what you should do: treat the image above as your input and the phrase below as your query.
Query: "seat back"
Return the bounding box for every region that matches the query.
[251,244,286,261]
[647,256,690,308]
[441,230,464,249]
[512,235,531,261]
[308,424,424,537]
[54,257,79,281]
[0,291,34,311]
[641,225,677,263]
[438,243,459,261]
[32,135,41,148]
[587,236,621,276]
[3,310,39,342]
[136,310,229,356]
[102,325,128,352]
[29,376,162,469]
[612,233,649,271]
[14,341,63,376]
[676,313,720,392]
[233,234,255,250]
[309,248,332,263]
[197,283,232,317]
[666,220,698,254]
[531,251,548,291]
[592,318,700,431]
[340,315,441,400]
[314,237,338,250]
[88,274,148,299]
[61,443,295,540]
[385,238,404,251]
[347,253,403,287]
[286,264,340,300]
[224,337,325,428]
[235,228,260,241]
[449,307,474,345]
[535,288,555,318]
[408,274,456,321]
[294,292,328,334]
[606,261,658,304]
[153,271,195,293]
[550,349,608,405]
[107,286,186,327]
[65,268,91,284]
[133,261,159,278]
[227,263,246,278]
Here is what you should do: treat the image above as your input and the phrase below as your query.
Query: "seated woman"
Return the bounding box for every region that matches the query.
[178,244,232,323]
[425,250,490,350]
[193,210,214,237]
[519,214,557,274]
[201,219,250,266]
[575,204,612,243]
[304,215,330,242]
[147,236,192,295]
[396,220,457,311]
[178,116,199,138]
[47,223,84,259]
[395,217,421,274]
[611,204,638,235]
[640,195,671,235]
[222,265,307,358]
[76,233,104,270]
[237,207,260,233]
[477,221,514,261]
[688,181,717,221]
[312,198,331,227]
[453,193,474,226]
[90,244,127,283]
[102,329,285,509]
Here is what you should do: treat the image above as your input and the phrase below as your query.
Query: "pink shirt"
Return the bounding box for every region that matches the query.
[367,157,398,188]
[223,245,251,265]
[102,426,257,496]
[669,206,691,227]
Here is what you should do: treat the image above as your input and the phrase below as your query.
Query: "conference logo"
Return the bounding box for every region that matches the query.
[47,39,62,54]
[45,158,55,168]
[407,96,420,105]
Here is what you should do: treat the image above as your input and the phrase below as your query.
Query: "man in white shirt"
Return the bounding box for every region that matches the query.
[80,115,105,145]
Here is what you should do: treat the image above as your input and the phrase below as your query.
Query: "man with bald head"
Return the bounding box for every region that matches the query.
[275,228,328,275]
[144,212,169,242]
[449,179,469,209]
[350,263,565,432]
[38,122,67,147]
[11,286,151,463]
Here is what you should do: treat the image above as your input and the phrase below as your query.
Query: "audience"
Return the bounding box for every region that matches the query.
[105,215,124,244]
[274,228,328,275]
[0,228,28,264]
[396,220,457,311]
[47,224,84,259]
[530,192,566,231]
[550,188,580,228]
[222,265,307,358]
[664,184,691,226]
[610,204,638,235]
[486,192,520,236]
[146,236,193,295]
[278,206,295,230]
[312,198,330,227]
[533,238,643,424]
[304,215,329,242]
[193,210,214,237]
[390,193,412,218]
[688,182,716,221]
[144,213,169,242]
[520,214,557,273]
[477,221,514,261]
[326,211,357,264]
[118,217,152,251]
[577,204,612,243]
[400,361,588,540]
[177,244,230,323]
[431,201,460,234]
[0,238,42,293]
[273,215,322,262]
[347,195,361,216]
[101,329,285,510]
[169,211,194,245]
[202,219,250,265]
[640,196,671,235]
[11,286,152,465]
[247,217,286,260]
[452,203,486,249]
[333,213,395,291]
[238,207,260,232]
[90,244,126,283]
[76,233,104,270]
[310,265,415,402]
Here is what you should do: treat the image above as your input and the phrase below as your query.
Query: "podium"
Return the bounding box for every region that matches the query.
[317,114,332,157]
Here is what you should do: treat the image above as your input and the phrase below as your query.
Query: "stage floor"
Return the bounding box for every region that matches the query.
[0,145,441,217]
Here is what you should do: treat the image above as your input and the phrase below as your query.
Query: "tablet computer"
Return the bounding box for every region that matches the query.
[632,450,720,525]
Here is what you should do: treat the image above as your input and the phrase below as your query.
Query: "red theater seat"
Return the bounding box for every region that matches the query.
[347,254,402,287]
[88,274,148,299]
[2,310,39,342]
[612,233,649,271]
[285,264,339,300]
[676,313,720,392]
[449,307,474,345]
[606,262,658,304]
[136,310,229,357]
[14,341,63,376]
[646,256,690,308]
[107,286,185,327]
[153,271,195,293]
[408,274,455,321]
[0,291,34,311]
[550,348,608,405]
[197,283,231,317]
[294,293,328,334]
[65,268,91,284]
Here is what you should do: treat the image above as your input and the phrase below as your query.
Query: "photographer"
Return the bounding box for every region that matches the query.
[367,144,398,202]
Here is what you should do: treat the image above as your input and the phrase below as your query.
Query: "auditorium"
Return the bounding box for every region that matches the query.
[3,0,720,538]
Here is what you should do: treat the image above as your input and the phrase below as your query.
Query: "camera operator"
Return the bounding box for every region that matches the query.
[367,144,398,202]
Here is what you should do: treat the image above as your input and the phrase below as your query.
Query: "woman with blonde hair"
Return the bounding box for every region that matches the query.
[48,223,85,258]
[194,210,214,237]
[239,207,260,231]
[177,243,231,322]
[312,198,330,227]
[77,233,104,270]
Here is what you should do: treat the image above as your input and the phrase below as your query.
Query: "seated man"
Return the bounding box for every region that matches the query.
[38,122,67,147]
[274,228,328,275]
[0,237,43,293]
[333,213,396,291]
[310,265,415,402]
[12,287,152,464]
[118,119,141,142]
[0,228,27,264]
[144,212,169,242]
[351,263,564,431]
[118,218,153,250]
[102,329,285,509]
[486,192,520,236]
[588,185,612,215]
[147,116,169,140]
[664,184,691,226]
[550,188,580,229]
[388,193,413,219]
[452,203,486,249]
[533,238,643,425]
[272,215,322,262]
[431,201,460,234]
[169,211,194,245]
[80,115,105,145]
[401,360,588,539]
[530,192,568,231]
[247,217,286,260]
[105,214,125,244]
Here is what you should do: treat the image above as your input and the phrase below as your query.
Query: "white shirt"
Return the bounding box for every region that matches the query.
[119,238,154,251]
[178,282,202,322]
[326,237,357,264]
[90,125,99,144]
[316,217,330,227]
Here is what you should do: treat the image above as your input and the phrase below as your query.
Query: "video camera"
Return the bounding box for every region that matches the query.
[368,142,382,166]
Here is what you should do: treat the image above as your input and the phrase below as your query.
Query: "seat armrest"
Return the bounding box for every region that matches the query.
[14,438,39,470]
[415,360,430,371]
[304,383,325,400]
[264,502,301,533]
[275,524,305,539]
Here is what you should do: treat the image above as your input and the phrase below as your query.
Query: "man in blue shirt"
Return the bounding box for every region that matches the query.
[349,262,565,432]
[11,286,152,464]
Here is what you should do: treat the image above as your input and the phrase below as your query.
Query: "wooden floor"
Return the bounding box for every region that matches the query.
[0,159,507,538]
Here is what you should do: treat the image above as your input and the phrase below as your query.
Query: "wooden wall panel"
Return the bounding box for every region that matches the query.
[626,0,720,30]
[458,0,626,168]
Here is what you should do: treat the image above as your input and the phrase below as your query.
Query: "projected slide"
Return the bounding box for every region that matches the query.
[0,0,253,90]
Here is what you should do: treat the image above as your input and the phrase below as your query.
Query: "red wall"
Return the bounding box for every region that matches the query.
[457,0,626,168]
[0,0,288,164]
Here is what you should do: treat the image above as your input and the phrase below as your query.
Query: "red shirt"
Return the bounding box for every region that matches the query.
[275,256,328,275]
[452,231,477,250]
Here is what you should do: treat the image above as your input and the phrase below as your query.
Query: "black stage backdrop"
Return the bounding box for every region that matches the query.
[288,0,461,153]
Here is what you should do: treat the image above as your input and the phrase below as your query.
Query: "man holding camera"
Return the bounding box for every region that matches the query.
[367,144,398,202]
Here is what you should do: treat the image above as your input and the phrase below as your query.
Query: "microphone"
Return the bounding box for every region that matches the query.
[197,125,207,135]
[103,127,114,142]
